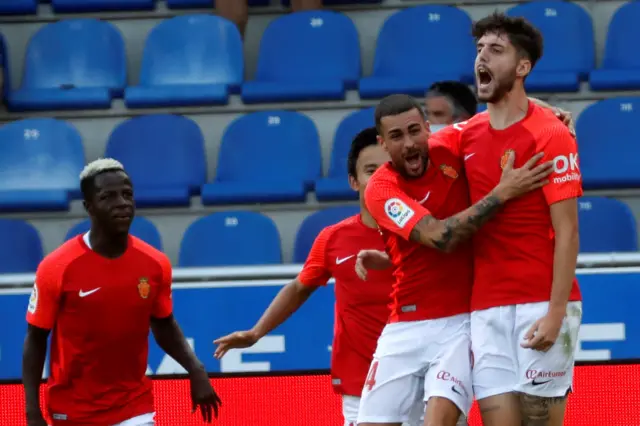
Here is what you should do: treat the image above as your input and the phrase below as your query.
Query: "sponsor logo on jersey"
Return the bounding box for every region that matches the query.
[384,198,415,228]
[28,283,38,314]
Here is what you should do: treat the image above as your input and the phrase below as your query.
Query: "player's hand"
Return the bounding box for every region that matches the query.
[355,249,391,280]
[521,312,564,352]
[553,107,576,137]
[495,152,554,201]
[189,367,222,423]
[213,330,259,359]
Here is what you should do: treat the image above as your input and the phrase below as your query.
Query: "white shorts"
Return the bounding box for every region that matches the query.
[471,301,582,400]
[342,395,424,426]
[113,412,155,426]
[357,314,473,424]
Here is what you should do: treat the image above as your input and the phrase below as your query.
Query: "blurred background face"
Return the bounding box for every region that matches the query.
[425,95,455,125]
[425,81,478,132]
[378,108,430,179]
[348,144,390,196]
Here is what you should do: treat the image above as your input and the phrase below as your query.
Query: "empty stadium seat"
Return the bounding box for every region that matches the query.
[8,19,126,111]
[315,107,375,201]
[0,219,43,273]
[168,0,269,8]
[0,118,84,212]
[201,111,321,204]
[578,197,638,253]
[575,97,640,189]
[0,0,37,15]
[179,211,282,266]
[105,114,207,207]
[242,10,360,103]
[125,15,243,108]
[65,216,163,250]
[359,5,475,99]
[293,206,360,263]
[590,2,640,91]
[506,2,594,92]
[51,0,154,12]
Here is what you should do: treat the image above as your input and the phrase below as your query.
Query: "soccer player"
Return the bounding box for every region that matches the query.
[356,94,553,426]
[437,13,582,426]
[213,128,424,426]
[22,159,221,426]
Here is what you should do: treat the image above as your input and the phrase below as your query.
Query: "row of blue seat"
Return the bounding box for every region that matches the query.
[0,0,377,15]
[1,96,639,212]
[3,2,640,111]
[1,197,637,273]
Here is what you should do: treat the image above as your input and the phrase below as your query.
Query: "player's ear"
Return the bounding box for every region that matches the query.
[348,174,359,192]
[516,58,531,78]
[376,135,388,153]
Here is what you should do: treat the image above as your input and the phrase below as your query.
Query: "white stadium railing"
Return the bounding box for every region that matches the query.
[0,252,639,289]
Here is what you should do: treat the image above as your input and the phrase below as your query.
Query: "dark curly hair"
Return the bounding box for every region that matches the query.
[472,12,543,70]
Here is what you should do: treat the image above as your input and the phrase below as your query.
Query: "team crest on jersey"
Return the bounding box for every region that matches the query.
[500,149,515,170]
[440,164,458,179]
[138,277,150,299]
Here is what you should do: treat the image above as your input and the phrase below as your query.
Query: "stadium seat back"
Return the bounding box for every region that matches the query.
[328,108,375,178]
[139,15,243,87]
[65,216,163,250]
[578,197,638,252]
[293,206,360,262]
[0,219,43,273]
[506,2,594,74]
[575,97,640,188]
[105,114,207,192]
[372,6,474,77]
[601,2,640,69]
[21,19,125,90]
[255,10,360,82]
[216,111,321,186]
[179,211,282,266]
[0,0,37,15]
[0,118,84,192]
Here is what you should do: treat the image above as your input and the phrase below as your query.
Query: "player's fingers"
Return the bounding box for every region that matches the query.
[531,179,550,189]
[212,334,231,345]
[523,321,539,340]
[523,152,545,169]
[214,345,228,359]
[522,333,544,349]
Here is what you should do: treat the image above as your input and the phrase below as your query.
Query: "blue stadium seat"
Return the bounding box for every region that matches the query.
[0,219,43,273]
[8,19,126,111]
[125,15,243,108]
[105,114,207,207]
[242,10,360,103]
[65,216,163,250]
[0,118,84,212]
[315,107,375,201]
[179,211,282,267]
[51,0,154,12]
[0,0,37,15]
[506,2,594,92]
[293,206,360,263]
[578,197,638,252]
[359,6,475,99]
[201,111,321,205]
[575,97,640,189]
[590,2,640,91]
[168,0,268,8]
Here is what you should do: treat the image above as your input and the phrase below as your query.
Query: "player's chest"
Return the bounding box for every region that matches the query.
[400,165,462,218]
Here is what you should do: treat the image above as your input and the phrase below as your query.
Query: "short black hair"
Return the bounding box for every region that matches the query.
[374,94,426,134]
[472,12,543,70]
[427,81,478,118]
[347,127,378,178]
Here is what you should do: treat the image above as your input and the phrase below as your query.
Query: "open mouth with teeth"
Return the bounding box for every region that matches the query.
[477,67,493,88]
[404,151,424,175]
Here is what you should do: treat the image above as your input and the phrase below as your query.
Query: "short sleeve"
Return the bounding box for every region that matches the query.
[365,173,431,240]
[26,262,62,330]
[152,255,173,319]
[297,227,333,287]
[538,126,584,205]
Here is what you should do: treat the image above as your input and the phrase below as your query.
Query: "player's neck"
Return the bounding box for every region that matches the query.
[487,85,529,130]
[89,227,129,259]
[359,205,378,229]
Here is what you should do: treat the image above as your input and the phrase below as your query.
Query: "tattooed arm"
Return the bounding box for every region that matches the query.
[409,152,554,252]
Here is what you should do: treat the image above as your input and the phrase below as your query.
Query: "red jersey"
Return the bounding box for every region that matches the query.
[435,101,583,311]
[297,215,392,397]
[364,140,473,323]
[26,234,173,426]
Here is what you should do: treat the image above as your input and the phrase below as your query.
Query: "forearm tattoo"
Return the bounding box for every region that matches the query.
[519,393,567,426]
[410,195,502,251]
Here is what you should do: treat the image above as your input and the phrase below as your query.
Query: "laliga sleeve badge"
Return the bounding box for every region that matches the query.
[440,164,459,179]
[138,277,150,299]
[28,283,38,314]
[500,149,515,170]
